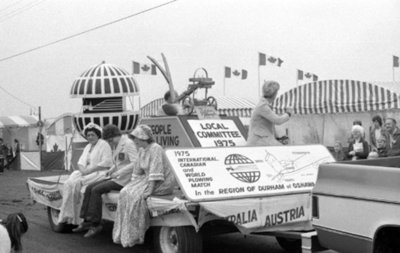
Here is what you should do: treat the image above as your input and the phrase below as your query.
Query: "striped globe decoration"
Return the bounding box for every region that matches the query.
[70,62,139,98]
[71,62,141,136]
[73,112,140,135]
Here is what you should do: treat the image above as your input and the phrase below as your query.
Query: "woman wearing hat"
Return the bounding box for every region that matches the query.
[348,125,369,160]
[247,80,293,146]
[74,124,138,238]
[113,124,176,247]
[58,123,112,225]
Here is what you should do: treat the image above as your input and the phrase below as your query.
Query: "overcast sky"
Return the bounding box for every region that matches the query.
[0,0,399,118]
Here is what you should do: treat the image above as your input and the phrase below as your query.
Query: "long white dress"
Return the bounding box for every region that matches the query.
[112,143,176,247]
[57,139,112,224]
[0,225,11,253]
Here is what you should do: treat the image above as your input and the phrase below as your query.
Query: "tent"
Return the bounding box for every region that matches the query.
[44,113,86,171]
[272,80,400,147]
[0,115,40,170]
[140,96,255,126]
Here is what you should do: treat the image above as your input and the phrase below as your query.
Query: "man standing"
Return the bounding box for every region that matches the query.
[0,139,8,174]
[73,124,138,237]
[384,118,400,156]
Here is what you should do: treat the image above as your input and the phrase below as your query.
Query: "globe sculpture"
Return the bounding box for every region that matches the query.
[225,154,261,183]
[70,62,140,137]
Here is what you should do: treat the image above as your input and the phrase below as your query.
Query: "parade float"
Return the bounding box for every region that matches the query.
[27,55,334,253]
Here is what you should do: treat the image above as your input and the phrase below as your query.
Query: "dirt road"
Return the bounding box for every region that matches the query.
[0,170,334,253]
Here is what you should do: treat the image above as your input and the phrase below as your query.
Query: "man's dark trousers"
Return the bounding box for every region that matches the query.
[80,179,123,225]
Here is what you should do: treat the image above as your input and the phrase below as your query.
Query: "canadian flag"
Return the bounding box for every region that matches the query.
[259,52,283,67]
[132,61,157,75]
[224,66,248,80]
[297,69,318,82]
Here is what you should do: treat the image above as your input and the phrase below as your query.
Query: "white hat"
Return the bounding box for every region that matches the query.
[351,125,364,135]
[84,122,102,133]
[130,124,153,140]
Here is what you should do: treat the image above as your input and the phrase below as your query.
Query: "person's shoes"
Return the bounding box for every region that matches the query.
[72,222,91,233]
[84,225,103,238]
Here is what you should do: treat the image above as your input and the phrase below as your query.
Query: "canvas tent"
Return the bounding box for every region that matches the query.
[0,115,40,170]
[272,80,400,147]
[44,113,86,171]
[140,96,255,125]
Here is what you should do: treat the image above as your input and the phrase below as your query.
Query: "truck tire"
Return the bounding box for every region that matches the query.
[153,226,202,253]
[276,237,301,253]
[47,207,69,233]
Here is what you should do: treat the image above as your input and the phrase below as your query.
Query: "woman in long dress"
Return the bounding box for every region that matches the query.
[58,123,112,224]
[113,124,176,247]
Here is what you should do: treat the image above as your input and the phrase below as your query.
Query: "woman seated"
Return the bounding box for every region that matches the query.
[58,123,112,225]
[368,135,388,159]
[333,141,346,161]
[112,124,176,247]
[348,125,369,160]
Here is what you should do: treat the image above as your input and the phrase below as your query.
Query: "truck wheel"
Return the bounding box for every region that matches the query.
[153,226,202,253]
[276,237,301,253]
[47,207,69,233]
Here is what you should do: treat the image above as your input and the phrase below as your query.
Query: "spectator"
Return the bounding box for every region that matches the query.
[369,115,387,151]
[384,118,400,156]
[0,139,8,175]
[353,120,362,126]
[369,135,389,159]
[348,125,369,160]
[333,141,346,161]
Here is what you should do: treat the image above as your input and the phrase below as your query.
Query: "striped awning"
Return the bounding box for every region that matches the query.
[0,115,38,129]
[273,80,400,114]
[140,96,255,118]
[70,62,140,98]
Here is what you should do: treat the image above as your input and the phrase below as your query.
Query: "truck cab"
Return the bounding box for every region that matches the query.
[312,157,400,253]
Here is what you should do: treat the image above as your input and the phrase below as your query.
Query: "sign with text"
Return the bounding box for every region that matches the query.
[187,119,247,147]
[199,193,311,233]
[166,145,334,201]
[141,117,193,148]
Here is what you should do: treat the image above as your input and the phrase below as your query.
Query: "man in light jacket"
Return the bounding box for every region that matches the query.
[73,124,138,238]
[247,80,293,146]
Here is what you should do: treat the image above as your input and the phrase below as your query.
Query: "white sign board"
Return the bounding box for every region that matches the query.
[166,145,334,201]
[187,119,247,147]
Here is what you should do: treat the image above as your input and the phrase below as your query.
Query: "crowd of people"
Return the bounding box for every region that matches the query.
[332,116,400,161]
[57,122,176,248]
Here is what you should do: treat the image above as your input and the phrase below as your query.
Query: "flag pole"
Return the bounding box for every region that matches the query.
[223,75,226,96]
[393,66,395,81]
[258,64,261,98]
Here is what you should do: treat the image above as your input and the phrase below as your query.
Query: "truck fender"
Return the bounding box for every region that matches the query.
[150,210,199,231]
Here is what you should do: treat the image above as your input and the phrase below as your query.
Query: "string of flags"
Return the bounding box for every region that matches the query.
[297,69,318,82]
[132,61,157,75]
[224,67,248,80]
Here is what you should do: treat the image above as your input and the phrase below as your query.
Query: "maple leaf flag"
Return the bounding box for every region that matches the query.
[297,69,318,82]
[259,52,283,67]
[132,61,157,75]
[394,55,399,68]
[225,66,248,80]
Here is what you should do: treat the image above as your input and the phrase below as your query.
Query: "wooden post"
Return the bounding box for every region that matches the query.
[38,106,43,171]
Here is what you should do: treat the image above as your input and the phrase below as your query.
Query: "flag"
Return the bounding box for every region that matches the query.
[259,53,266,66]
[297,70,304,80]
[224,67,231,78]
[297,69,318,82]
[394,55,399,68]
[225,66,248,80]
[259,52,283,67]
[132,61,157,75]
